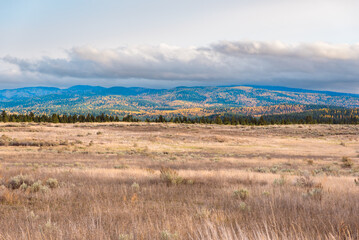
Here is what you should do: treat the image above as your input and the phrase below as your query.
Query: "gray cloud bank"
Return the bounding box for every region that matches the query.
[2,41,359,93]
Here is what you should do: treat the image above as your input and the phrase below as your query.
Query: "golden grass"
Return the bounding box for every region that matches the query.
[0,123,358,239]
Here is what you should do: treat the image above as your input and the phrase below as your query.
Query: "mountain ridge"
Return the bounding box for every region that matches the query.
[0,84,358,99]
[0,85,357,116]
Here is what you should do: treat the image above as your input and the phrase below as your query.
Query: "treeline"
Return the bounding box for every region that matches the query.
[129,108,359,125]
[0,109,357,125]
[144,114,358,125]
[0,111,120,123]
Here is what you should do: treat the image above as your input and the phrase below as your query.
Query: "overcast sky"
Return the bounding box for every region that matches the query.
[1,0,359,93]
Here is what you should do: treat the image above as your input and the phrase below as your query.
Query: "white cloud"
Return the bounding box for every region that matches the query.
[212,41,359,60]
[2,41,359,93]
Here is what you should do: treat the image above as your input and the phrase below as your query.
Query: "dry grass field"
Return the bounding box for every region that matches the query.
[0,122,358,239]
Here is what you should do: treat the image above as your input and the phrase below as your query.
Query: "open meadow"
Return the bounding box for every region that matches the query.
[0,122,358,240]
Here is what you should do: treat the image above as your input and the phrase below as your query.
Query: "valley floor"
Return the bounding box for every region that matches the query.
[0,123,358,239]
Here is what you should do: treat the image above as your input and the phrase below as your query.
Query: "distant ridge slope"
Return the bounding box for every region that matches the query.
[0,85,357,116]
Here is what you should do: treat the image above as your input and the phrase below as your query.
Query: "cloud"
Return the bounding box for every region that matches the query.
[212,41,359,60]
[4,45,226,81]
[2,41,359,93]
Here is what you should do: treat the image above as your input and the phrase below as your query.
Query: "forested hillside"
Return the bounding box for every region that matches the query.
[0,85,357,117]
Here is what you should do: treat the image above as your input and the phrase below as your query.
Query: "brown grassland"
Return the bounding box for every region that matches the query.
[0,122,358,239]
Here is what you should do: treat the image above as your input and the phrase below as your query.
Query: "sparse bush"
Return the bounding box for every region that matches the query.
[145,168,156,174]
[46,178,59,189]
[239,202,250,211]
[313,165,337,176]
[160,230,178,240]
[355,178,359,186]
[131,182,140,191]
[252,167,269,173]
[19,183,28,191]
[262,190,270,196]
[280,168,295,173]
[59,140,69,145]
[296,174,314,188]
[270,166,279,174]
[0,136,58,147]
[118,234,133,240]
[273,175,286,186]
[30,180,42,193]
[186,179,194,185]
[233,188,249,201]
[303,187,323,201]
[7,175,33,189]
[195,207,212,219]
[6,175,59,193]
[160,167,190,186]
[0,134,11,146]
[114,164,129,169]
[74,162,82,167]
[40,185,50,193]
[27,211,39,220]
[341,157,353,168]
[42,219,58,234]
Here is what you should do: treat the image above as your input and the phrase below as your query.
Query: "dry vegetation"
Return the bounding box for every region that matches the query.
[0,122,358,239]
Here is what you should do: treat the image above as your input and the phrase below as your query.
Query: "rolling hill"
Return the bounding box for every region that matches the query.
[0,85,358,117]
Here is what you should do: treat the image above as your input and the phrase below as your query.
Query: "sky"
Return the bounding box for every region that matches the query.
[0,0,359,93]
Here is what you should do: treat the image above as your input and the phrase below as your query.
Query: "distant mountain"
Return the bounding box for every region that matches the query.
[0,87,61,100]
[0,85,358,117]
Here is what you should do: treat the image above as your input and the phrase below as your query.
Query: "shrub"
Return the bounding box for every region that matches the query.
[0,134,11,146]
[303,187,323,201]
[186,179,194,185]
[280,168,295,173]
[273,176,286,186]
[30,181,42,193]
[262,190,270,196]
[42,219,58,234]
[145,168,156,174]
[239,202,250,211]
[19,183,28,191]
[252,167,269,173]
[341,157,353,168]
[40,185,50,193]
[233,189,249,201]
[118,234,132,240]
[313,165,337,176]
[6,175,59,193]
[29,180,49,193]
[160,167,187,186]
[160,230,178,240]
[114,165,129,169]
[355,178,359,186]
[46,178,59,189]
[7,175,33,189]
[296,174,314,188]
[270,166,279,174]
[131,182,140,191]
